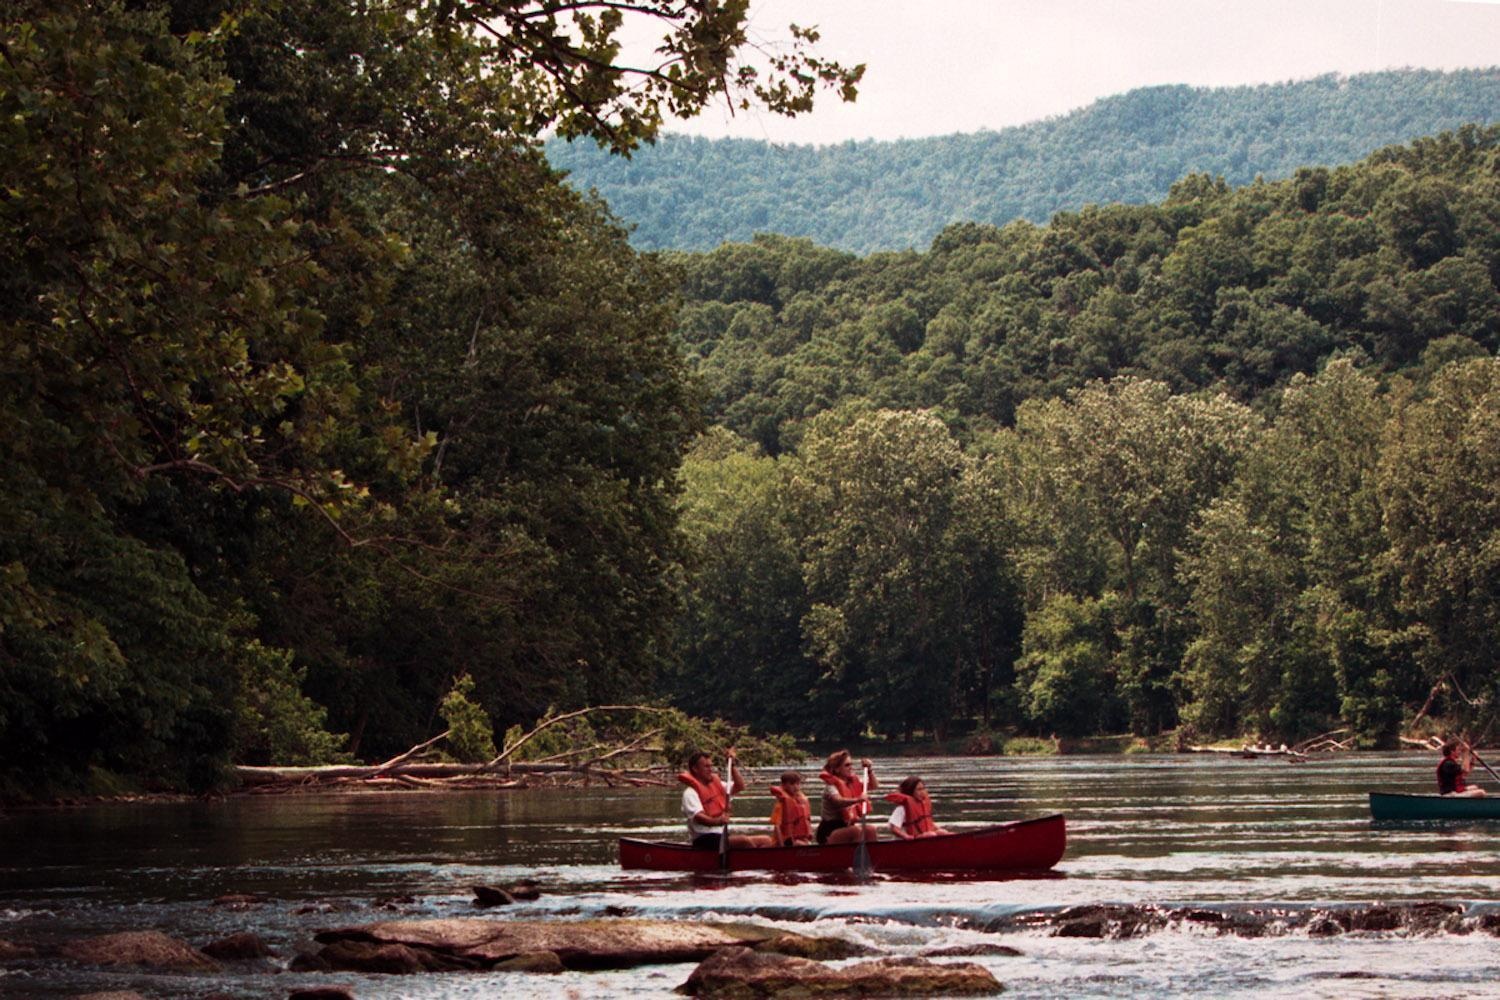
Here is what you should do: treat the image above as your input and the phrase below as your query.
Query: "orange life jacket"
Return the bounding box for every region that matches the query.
[884,791,937,836]
[678,771,729,818]
[818,770,867,823]
[769,785,812,842]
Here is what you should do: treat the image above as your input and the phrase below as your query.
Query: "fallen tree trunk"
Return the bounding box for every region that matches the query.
[233,760,668,788]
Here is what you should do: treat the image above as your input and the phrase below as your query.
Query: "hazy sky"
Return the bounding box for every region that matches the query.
[649,0,1500,144]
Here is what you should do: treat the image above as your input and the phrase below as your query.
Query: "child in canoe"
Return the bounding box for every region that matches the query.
[885,775,951,839]
[768,771,815,846]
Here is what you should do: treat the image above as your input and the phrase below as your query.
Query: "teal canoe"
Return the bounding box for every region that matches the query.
[1369,791,1500,820]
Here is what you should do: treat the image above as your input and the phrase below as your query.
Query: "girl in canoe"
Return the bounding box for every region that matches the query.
[1438,739,1487,797]
[768,771,815,846]
[885,775,951,839]
[816,749,878,845]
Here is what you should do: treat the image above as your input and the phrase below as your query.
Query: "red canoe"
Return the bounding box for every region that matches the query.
[618,814,1065,873]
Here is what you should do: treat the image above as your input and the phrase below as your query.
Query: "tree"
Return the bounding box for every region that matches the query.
[1378,358,1500,720]
[787,409,973,739]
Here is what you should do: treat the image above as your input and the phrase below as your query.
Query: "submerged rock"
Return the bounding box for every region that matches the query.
[72,993,149,1000]
[59,931,219,972]
[0,939,36,961]
[676,947,1002,998]
[213,893,263,908]
[287,988,356,1000]
[923,943,1023,958]
[472,885,516,907]
[313,918,850,973]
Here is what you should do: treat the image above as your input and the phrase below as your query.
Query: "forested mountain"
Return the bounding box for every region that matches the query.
[665,127,1500,747]
[549,69,1500,253]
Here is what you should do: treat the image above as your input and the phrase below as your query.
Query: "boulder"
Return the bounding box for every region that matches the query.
[287,989,356,1000]
[1051,904,1164,939]
[677,947,1002,997]
[313,918,837,972]
[319,940,480,973]
[201,931,274,960]
[752,933,871,959]
[59,931,219,972]
[287,951,333,972]
[472,885,515,907]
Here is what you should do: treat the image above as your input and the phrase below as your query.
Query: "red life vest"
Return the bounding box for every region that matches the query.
[769,785,812,842]
[884,791,937,836]
[678,771,729,818]
[818,770,867,823]
[1438,759,1467,794]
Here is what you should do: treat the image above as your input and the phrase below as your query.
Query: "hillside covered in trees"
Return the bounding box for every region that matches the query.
[664,127,1500,748]
[548,68,1500,253]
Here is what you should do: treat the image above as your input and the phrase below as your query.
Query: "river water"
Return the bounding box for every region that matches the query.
[3,752,1499,998]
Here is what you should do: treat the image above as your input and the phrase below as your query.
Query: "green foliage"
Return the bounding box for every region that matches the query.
[1013,595,1118,738]
[1,0,853,794]
[440,675,497,764]
[550,69,1500,253]
[497,706,801,768]
[233,642,353,767]
[1378,358,1500,718]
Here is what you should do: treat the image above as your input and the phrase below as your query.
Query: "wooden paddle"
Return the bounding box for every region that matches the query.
[853,761,873,878]
[720,753,734,872]
[1464,742,1500,785]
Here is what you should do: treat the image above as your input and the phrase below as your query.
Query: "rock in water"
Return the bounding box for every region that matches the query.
[201,931,274,960]
[677,947,1003,997]
[59,931,219,971]
[472,885,516,907]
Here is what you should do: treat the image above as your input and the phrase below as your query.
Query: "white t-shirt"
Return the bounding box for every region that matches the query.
[888,804,907,831]
[682,787,725,839]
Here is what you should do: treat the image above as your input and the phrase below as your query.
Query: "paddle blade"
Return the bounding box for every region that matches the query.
[852,827,872,878]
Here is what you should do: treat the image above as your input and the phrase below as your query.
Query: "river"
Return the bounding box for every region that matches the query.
[3,751,1499,997]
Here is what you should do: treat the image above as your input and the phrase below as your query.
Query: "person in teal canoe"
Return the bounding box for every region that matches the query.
[1437,740,1487,797]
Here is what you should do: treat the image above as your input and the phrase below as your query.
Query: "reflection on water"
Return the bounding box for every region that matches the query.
[3,752,1499,997]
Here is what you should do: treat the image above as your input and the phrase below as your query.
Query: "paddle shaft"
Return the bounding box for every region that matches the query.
[1467,745,1500,785]
[853,763,873,875]
[720,756,733,871]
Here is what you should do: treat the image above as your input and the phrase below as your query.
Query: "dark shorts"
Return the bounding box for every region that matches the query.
[691,833,722,850]
[815,818,846,845]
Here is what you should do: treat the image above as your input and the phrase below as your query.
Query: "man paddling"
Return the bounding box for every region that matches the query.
[1437,739,1487,798]
[679,749,772,849]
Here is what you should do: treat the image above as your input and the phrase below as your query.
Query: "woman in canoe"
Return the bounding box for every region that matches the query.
[1437,739,1487,797]
[885,775,951,839]
[816,750,878,845]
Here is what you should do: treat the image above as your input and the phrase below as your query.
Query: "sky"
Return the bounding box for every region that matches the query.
[643,0,1500,144]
